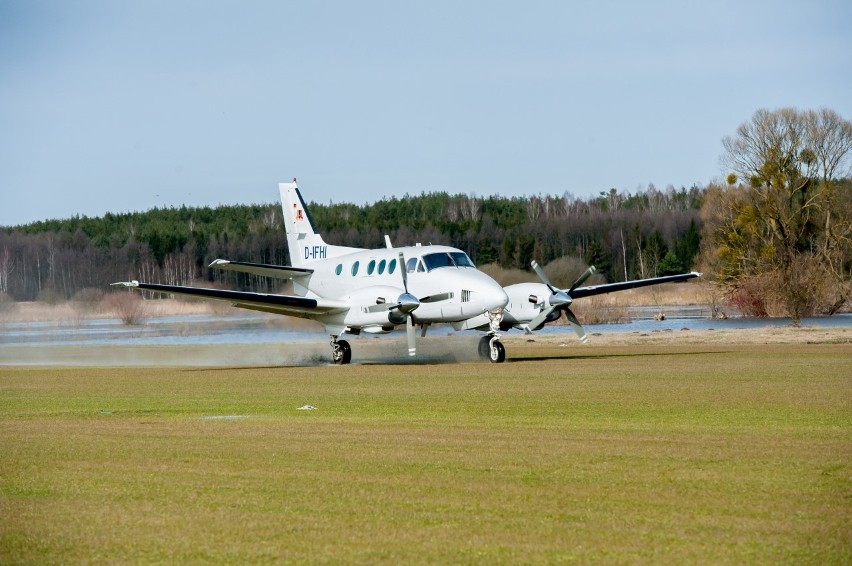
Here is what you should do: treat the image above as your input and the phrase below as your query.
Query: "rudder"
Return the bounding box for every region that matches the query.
[279,180,362,268]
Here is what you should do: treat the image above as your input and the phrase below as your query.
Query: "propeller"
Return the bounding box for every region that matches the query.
[363,252,453,356]
[397,252,419,356]
[527,260,596,343]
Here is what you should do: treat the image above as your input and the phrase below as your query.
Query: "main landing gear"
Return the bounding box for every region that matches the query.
[330,312,508,364]
[330,336,352,365]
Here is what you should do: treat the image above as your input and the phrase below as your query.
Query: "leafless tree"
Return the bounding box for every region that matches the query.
[104,291,147,325]
[711,107,852,320]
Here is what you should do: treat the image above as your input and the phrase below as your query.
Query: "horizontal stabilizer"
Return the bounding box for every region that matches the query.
[209,259,313,280]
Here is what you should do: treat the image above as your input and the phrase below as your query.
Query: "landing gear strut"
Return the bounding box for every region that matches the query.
[479,309,506,363]
[330,336,352,365]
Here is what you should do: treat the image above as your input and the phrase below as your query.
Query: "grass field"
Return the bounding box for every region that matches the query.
[1,342,850,564]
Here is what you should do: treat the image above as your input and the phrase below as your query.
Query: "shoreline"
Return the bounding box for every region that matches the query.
[2,326,850,368]
[3,291,850,367]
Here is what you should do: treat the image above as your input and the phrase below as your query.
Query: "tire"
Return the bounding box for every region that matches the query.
[478,336,491,359]
[334,340,352,365]
[489,340,506,363]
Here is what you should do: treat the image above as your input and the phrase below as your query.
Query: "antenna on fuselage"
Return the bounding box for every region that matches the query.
[384,235,393,249]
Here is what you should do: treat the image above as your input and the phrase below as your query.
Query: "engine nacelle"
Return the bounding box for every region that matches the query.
[342,284,407,328]
[544,308,562,323]
[388,310,407,325]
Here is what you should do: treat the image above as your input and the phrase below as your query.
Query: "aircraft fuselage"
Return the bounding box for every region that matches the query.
[291,244,509,331]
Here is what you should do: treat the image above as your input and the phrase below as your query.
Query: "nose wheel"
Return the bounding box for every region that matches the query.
[478,335,506,363]
[479,309,506,363]
[331,336,352,364]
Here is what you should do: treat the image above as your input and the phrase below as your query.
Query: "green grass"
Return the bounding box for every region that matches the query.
[1,343,850,564]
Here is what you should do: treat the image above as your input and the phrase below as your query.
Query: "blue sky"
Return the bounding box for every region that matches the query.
[2,0,850,226]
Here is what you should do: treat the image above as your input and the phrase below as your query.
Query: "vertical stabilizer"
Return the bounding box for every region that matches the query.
[279,180,363,268]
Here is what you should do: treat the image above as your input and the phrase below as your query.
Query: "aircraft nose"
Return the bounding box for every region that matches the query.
[482,280,509,310]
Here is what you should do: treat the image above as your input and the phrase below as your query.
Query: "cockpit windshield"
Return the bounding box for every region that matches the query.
[449,252,475,268]
[421,252,477,272]
[422,253,454,271]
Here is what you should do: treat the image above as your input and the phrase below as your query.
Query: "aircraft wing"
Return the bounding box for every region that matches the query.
[569,272,701,299]
[209,259,313,280]
[111,281,348,318]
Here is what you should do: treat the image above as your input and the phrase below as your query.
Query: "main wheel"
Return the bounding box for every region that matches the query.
[478,336,491,359]
[333,340,352,365]
[489,340,506,363]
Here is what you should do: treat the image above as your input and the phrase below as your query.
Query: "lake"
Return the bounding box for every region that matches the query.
[3,308,850,348]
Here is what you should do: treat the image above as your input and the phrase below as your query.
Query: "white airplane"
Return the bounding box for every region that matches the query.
[113,180,700,364]
[114,180,511,363]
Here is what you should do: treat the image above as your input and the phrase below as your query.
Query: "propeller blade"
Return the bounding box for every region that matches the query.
[527,305,556,331]
[365,303,392,313]
[569,265,597,293]
[398,251,409,294]
[563,307,589,344]
[420,292,453,303]
[530,260,557,293]
[406,315,416,356]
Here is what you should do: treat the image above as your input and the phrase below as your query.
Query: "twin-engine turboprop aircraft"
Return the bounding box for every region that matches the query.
[113,180,700,364]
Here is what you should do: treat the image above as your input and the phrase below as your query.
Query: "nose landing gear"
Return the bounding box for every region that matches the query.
[330,336,352,364]
[478,335,506,363]
[478,309,506,363]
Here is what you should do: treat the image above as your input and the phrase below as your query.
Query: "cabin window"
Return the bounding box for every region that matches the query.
[351,261,360,276]
[335,264,342,275]
[388,259,397,274]
[367,260,376,275]
[406,257,418,273]
[378,259,386,274]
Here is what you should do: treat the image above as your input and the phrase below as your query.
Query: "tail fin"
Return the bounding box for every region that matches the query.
[279,180,362,268]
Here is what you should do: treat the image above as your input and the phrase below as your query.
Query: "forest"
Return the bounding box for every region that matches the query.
[0,184,702,302]
[3,107,847,322]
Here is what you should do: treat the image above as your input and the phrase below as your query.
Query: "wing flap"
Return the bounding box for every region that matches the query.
[209,259,313,280]
[111,281,347,317]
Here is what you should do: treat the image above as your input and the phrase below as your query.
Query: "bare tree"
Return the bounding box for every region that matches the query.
[104,292,147,325]
[0,246,13,295]
[709,107,852,320]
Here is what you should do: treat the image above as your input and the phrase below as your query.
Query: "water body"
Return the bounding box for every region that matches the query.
[2,309,850,348]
